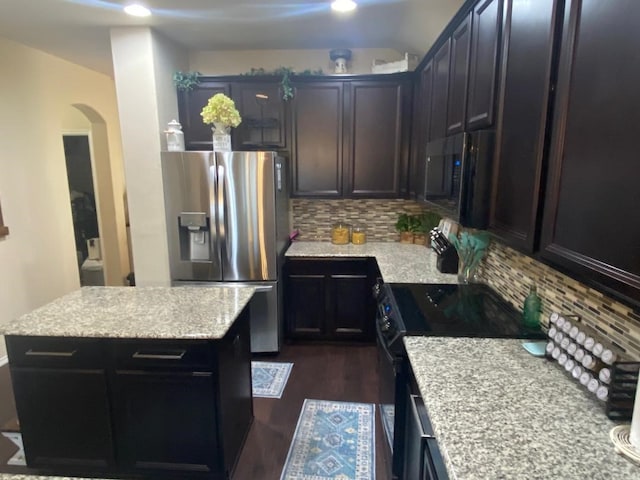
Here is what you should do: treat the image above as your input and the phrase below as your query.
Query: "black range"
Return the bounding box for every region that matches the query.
[377,282,545,355]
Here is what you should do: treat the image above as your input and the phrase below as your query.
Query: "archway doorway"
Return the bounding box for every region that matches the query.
[61,104,130,286]
[62,133,103,285]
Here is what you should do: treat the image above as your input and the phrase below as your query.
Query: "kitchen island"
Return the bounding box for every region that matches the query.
[1,286,255,480]
[403,336,640,479]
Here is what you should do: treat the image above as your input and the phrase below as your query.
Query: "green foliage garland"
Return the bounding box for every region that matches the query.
[173,71,201,91]
[241,67,324,101]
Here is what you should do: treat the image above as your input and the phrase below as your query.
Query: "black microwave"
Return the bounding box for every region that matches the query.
[423,131,494,229]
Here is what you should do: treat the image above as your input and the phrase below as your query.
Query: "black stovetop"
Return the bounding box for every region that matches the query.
[388,283,545,339]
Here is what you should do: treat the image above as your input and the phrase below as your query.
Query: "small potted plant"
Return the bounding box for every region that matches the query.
[413,211,442,246]
[395,213,419,244]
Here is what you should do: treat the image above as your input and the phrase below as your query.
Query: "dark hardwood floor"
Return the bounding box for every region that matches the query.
[234,343,389,480]
[0,344,390,480]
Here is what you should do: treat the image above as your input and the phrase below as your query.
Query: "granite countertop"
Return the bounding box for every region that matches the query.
[404,336,640,480]
[0,476,103,480]
[285,241,458,284]
[1,286,255,339]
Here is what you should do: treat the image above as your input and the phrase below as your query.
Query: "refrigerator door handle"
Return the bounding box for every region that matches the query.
[253,285,274,293]
[217,163,226,246]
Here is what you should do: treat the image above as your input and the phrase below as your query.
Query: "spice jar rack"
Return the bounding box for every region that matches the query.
[544,312,640,420]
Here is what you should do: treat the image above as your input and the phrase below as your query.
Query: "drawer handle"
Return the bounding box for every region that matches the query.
[132,350,186,360]
[25,349,77,357]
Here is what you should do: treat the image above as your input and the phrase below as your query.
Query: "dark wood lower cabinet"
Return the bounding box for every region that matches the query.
[10,368,114,468]
[5,308,252,479]
[112,371,219,474]
[285,258,375,342]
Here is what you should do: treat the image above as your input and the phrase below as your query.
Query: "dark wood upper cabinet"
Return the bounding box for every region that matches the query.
[290,81,344,197]
[178,80,230,151]
[409,61,434,200]
[466,0,502,130]
[446,13,472,135]
[429,39,452,141]
[540,0,640,306]
[231,82,287,150]
[290,75,411,199]
[489,0,560,252]
[345,79,411,197]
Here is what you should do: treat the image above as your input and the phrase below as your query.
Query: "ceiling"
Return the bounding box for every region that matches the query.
[0,0,464,77]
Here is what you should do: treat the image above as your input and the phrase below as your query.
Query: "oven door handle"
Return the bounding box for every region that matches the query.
[376,321,398,366]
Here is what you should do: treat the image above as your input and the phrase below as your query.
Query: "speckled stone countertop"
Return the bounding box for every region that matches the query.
[0,476,103,480]
[285,241,458,284]
[1,286,255,339]
[404,336,640,479]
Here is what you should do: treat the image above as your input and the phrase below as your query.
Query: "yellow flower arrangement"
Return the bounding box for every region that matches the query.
[200,93,242,128]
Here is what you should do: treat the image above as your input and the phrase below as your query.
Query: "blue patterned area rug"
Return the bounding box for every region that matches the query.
[379,404,394,452]
[251,361,294,399]
[280,399,375,480]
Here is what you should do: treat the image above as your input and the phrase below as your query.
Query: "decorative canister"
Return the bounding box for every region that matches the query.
[331,223,351,245]
[164,119,185,151]
[351,227,366,245]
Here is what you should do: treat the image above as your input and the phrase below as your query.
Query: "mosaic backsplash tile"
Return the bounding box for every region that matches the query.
[291,199,429,241]
[477,241,640,360]
[292,199,640,359]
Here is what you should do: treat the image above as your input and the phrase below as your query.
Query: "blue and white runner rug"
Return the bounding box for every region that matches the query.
[281,399,375,480]
[251,361,294,399]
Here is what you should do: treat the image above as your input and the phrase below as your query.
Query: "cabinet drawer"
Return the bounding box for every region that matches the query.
[286,258,369,276]
[6,336,106,368]
[112,340,214,370]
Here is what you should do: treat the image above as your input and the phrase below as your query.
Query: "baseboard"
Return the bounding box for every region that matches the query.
[0,356,7,367]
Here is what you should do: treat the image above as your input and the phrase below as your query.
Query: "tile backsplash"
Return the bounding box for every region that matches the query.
[291,199,427,241]
[477,241,640,360]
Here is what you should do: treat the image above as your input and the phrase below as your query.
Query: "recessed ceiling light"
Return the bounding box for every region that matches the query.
[331,0,357,13]
[124,4,151,17]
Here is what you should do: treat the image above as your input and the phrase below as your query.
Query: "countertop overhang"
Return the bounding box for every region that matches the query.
[285,241,458,284]
[1,286,256,339]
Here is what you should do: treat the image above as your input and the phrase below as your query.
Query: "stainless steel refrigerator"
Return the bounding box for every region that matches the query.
[160,151,290,353]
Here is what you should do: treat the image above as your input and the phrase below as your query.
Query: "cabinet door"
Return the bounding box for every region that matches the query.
[112,370,219,474]
[446,13,472,135]
[466,0,502,130]
[291,82,344,197]
[231,82,287,149]
[429,39,451,140]
[286,274,328,338]
[541,0,640,305]
[346,80,411,197]
[409,62,434,199]
[178,81,230,151]
[490,0,559,252]
[11,368,114,468]
[329,273,373,340]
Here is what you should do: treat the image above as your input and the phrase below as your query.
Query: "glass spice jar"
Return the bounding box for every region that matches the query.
[351,227,366,245]
[331,223,350,245]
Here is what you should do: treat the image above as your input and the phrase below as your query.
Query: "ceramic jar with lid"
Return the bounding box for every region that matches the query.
[164,119,185,151]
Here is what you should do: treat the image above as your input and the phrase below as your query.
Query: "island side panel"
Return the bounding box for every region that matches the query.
[215,305,253,478]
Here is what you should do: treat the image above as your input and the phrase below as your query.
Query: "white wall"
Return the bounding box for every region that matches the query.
[189,48,404,75]
[0,36,126,358]
[110,28,187,287]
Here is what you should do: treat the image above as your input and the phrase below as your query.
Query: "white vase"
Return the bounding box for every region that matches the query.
[212,124,231,152]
